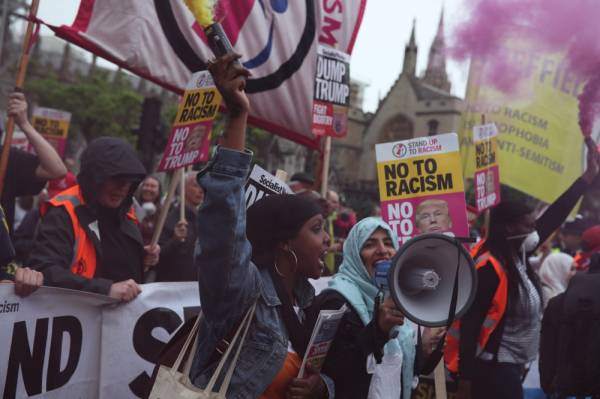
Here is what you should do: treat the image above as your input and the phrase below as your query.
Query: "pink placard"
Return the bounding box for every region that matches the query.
[157,121,211,172]
[474,165,501,212]
[381,192,470,245]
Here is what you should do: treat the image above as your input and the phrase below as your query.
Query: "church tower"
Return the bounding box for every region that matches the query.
[402,19,417,77]
[422,9,451,92]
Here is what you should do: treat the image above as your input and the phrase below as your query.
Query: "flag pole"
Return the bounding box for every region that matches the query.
[0,0,40,197]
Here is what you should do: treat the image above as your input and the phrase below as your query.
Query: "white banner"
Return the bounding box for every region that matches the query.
[48,0,367,149]
[1,279,332,398]
[0,284,115,399]
[99,283,200,399]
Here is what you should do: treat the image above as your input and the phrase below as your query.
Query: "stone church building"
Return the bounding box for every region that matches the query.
[329,12,465,205]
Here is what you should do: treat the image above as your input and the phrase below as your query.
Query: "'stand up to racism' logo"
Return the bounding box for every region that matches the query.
[154,0,315,94]
[392,143,408,158]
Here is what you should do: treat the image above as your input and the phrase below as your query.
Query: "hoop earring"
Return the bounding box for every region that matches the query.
[286,249,299,270]
[273,261,285,277]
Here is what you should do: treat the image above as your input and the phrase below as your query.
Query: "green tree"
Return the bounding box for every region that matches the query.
[24,74,143,147]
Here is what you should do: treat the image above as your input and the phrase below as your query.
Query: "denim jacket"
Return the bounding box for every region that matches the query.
[189,147,334,398]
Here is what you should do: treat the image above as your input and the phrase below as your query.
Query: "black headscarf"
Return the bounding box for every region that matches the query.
[246,194,322,356]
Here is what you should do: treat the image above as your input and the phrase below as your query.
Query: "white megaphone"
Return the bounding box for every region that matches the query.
[387,233,477,327]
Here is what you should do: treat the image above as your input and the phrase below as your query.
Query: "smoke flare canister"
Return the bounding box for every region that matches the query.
[204,22,238,62]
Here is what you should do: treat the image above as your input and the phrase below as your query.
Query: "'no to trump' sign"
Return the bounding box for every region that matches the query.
[158,71,221,172]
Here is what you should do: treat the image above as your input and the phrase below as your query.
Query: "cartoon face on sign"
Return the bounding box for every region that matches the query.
[184,125,206,152]
[415,199,453,234]
[156,0,315,88]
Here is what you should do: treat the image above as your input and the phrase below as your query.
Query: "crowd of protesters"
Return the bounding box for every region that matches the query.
[2,54,600,399]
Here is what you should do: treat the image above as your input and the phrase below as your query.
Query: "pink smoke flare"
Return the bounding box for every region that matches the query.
[450,0,600,136]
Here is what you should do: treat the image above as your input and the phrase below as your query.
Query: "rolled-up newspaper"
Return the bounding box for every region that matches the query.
[298,304,347,378]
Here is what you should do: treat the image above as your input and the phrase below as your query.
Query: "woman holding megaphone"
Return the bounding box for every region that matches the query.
[311,217,443,399]
[449,137,600,399]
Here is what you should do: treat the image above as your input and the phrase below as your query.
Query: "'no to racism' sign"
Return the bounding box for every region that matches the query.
[376,133,469,244]
[158,71,221,172]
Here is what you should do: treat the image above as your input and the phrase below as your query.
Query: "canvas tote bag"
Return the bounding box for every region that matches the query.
[149,301,257,399]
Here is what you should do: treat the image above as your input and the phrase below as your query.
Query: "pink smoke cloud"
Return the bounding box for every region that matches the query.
[450,0,600,135]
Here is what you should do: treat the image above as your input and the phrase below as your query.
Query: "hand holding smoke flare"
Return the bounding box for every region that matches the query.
[183,0,240,65]
[450,0,600,137]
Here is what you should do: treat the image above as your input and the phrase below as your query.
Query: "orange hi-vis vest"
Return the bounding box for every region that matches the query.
[42,185,137,279]
[444,248,508,374]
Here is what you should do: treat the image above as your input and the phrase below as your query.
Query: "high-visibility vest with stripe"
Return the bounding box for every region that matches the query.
[42,185,137,279]
[444,249,508,374]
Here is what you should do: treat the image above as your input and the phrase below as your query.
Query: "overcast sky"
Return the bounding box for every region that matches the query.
[34,0,470,112]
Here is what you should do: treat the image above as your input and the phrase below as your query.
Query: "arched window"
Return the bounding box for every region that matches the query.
[428,119,439,136]
[378,114,414,143]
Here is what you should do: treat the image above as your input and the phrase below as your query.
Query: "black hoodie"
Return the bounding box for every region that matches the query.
[27,137,147,295]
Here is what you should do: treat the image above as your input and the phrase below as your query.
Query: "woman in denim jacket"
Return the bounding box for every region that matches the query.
[189,54,332,398]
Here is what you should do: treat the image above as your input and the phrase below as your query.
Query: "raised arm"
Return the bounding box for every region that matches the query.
[7,92,67,180]
[195,54,256,322]
[535,137,600,245]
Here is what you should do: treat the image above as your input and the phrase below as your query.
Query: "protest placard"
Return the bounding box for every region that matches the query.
[473,123,501,212]
[27,107,72,157]
[245,164,293,209]
[157,71,221,172]
[376,133,469,244]
[311,45,351,138]
[459,38,590,205]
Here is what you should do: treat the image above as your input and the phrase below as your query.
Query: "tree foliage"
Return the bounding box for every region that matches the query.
[24,71,143,147]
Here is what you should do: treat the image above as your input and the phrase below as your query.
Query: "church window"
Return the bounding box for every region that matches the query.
[428,119,439,136]
[379,114,414,143]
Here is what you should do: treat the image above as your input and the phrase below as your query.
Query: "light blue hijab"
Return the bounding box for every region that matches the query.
[327,217,416,399]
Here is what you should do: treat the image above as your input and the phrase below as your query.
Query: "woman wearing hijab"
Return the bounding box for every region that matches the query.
[312,217,441,399]
[188,54,331,398]
[538,252,575,307]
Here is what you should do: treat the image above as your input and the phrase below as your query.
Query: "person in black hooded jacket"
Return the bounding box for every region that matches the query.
[26,137,160,301]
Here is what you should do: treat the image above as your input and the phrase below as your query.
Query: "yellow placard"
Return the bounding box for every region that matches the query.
[474,139,498,171]
[459,39,585,204]
[174,87,222,126]
[377,152,465,201]
[32,115,70,138]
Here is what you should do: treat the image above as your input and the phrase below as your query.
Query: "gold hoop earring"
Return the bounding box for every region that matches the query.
[273,261,285,277]
[287,249,298,270]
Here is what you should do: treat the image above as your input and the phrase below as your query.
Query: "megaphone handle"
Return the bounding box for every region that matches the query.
[418,242,463,396]
[434,242,463,399]
[446,240,462,328]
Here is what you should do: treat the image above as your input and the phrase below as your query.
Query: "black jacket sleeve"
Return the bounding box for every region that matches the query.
[535,177,588,245]
[313,291,388,399]
[458,262,499,379]
[9,147,46,196]
[158,206,184,259]
[12,209,40,263]
[26,206,113,294]
[539,294,563,393]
